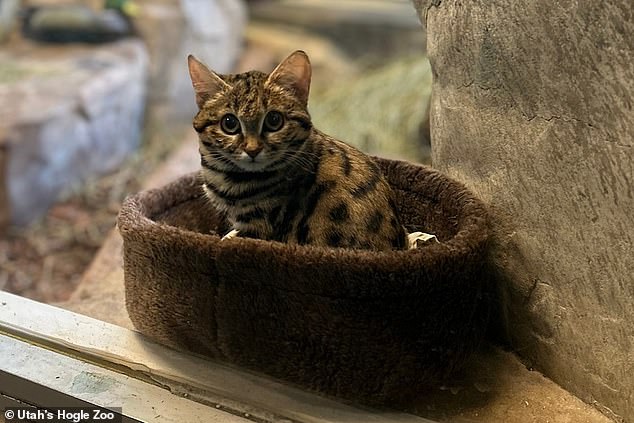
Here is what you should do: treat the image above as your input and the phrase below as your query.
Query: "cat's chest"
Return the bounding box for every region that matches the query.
[203,176,309,238]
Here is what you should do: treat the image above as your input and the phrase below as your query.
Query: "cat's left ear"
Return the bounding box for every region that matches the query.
[187,55,230,108]
[266,50,312,106]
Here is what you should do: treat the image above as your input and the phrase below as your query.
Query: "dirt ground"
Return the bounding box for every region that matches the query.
[0,174,135,302]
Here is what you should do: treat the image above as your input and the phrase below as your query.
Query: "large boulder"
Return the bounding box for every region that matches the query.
[0,40,147,227]
[413,1,634,421]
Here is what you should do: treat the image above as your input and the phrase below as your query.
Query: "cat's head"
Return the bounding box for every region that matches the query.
[188,51,313,172]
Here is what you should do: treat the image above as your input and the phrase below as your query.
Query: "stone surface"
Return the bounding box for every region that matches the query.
[413,1,633,421]
[414,346,613,423]
[0,39,147,227]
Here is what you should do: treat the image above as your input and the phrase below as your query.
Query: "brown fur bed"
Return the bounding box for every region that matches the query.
[118,157,491,405]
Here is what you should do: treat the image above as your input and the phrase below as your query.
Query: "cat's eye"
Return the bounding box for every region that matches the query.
[220,114,241,135]
[263,111,284,132]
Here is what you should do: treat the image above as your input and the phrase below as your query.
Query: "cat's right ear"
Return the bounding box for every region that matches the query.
[266,50,312,106]
[187,55,230,108]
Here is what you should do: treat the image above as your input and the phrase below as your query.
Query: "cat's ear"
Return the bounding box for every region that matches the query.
[187,55,230,108]
[266,50,312,106]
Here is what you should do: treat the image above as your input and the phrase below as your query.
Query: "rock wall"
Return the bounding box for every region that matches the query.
[412,1,634,421]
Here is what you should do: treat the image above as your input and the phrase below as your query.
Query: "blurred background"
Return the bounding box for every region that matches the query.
[0,0,431,304]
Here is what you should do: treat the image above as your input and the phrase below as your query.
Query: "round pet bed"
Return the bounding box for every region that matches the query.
[118,157,491,405]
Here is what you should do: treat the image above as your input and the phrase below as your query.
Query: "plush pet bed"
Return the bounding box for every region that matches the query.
[118,157,491,405]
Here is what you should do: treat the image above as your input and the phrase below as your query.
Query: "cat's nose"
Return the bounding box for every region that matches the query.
[244,145,263,158]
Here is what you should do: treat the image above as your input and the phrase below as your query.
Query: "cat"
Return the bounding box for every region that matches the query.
[187,50,409,251]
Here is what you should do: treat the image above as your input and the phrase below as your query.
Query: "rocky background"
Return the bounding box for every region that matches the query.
[0,0,430,301]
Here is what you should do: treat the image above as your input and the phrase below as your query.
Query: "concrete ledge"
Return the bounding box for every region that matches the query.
[5,291,435,423]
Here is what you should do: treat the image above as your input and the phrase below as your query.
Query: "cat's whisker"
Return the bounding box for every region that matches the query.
[278,152,316,174]
[290,148,321,159]
[204,151,239,169]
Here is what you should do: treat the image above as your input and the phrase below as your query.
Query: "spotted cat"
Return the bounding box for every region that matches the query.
[188,50,407,251]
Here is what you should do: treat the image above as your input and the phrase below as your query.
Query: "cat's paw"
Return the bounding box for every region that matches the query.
[221,229,240,241]
[407,231,439,249]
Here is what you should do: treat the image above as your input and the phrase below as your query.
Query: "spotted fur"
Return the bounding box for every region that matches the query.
[188,51,406,251]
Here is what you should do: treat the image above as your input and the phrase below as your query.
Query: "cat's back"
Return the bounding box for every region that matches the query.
[297,130,406,250]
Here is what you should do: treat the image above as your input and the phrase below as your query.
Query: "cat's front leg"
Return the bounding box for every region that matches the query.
[221,229,240,241]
